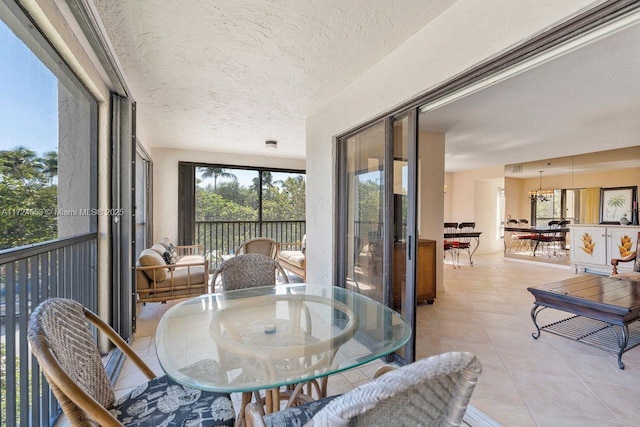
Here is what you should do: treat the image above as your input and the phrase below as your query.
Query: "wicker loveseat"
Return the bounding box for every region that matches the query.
[136,237,209,303]
[278,236,306,281]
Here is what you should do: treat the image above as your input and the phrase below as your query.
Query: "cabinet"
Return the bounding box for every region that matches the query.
[393,239,436,305]
[570,225,640,274]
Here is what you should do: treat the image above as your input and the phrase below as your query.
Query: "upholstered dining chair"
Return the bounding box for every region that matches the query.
[244,351,482,427]
[212,253,289,291]
[27,298,235,426]
[236,237,279,259]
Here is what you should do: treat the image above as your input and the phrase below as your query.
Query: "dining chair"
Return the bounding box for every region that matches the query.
[244,351,482,427]
[443,222,459,268]
[236,237,279,259]
[212,253,289,291]
[27,298,235,426]
[456,222,476,267]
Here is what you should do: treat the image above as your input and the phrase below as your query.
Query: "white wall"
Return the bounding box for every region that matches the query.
[152,147,305,243]
[306,0,598,285]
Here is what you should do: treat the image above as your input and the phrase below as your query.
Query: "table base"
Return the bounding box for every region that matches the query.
[531,306,640,369]
[237,377,328,425]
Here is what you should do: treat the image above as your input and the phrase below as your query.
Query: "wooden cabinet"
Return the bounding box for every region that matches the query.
[393,239,436,306]
[570,224,640,274]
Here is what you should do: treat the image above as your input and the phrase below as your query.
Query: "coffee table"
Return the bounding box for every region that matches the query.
[528,275,640,369]
[156,283,411,414]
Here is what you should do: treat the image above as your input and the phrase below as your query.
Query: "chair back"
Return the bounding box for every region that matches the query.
[236,237,279,259]
[458,222,476,245]
[28,298,116,426]
[213,253,289,291]
[310,351,481,426]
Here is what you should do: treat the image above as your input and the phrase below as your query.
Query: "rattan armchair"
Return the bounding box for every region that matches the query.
[27,298,235,426]
[236,237,279,259]
[245,351,482,427]
[212,253,289,291]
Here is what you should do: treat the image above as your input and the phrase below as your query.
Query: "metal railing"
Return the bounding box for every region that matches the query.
[195,220,305,268]
[1,233,98,427]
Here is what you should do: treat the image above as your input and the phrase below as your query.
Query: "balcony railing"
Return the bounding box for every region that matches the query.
[195,220,305,268]
[1,233,98,426]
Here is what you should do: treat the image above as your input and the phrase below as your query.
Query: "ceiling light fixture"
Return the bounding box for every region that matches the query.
[265,140,277,150]
[528,171,553,202]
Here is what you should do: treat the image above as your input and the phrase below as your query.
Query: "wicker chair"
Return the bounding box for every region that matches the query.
[27,298,235,426]
[236,237,279,259]
[212,253,289,291]
[245,351,481,427]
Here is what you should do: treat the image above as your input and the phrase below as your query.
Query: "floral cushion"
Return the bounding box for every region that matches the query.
[262,395,338,427]
[110,375,234,426]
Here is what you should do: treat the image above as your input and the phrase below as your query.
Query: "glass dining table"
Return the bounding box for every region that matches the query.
[155,283,411,414]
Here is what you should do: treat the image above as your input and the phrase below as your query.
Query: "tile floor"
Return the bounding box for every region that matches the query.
[115,253,640,426]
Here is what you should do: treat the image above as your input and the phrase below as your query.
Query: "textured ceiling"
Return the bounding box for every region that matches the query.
[92,2,639,171]
[93,0,455,159]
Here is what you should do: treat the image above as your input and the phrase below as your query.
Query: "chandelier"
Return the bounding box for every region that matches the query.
[528,171,553,202]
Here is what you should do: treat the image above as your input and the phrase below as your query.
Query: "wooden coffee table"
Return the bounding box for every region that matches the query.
[528,275,640,369]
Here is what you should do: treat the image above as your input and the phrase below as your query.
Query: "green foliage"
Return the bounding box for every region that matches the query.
[195,173,305,222]
[357,179,382,223]
[0,147,58,250]
[196,188,256,221]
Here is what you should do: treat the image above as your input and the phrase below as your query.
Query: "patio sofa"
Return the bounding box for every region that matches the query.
[135,237,209,303]
[278,236,306,281]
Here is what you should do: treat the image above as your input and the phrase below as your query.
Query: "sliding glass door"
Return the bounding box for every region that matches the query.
[337,111,419,364]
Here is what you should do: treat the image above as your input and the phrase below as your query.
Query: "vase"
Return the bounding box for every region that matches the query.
[619,215,630,225]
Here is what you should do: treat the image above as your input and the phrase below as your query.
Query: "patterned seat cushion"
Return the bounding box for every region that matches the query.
[262,395,338,427]
[110,375,235,426]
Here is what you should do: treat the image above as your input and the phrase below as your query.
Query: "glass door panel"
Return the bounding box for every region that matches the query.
[342,122,386,304]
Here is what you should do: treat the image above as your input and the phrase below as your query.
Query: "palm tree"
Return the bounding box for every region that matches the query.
[0,146,43,182]
[42,151,58,184]
[607,193,627,219]
[200,167,237,189]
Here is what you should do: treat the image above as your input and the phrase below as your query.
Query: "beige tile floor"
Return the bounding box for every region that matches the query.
[115,253,640,426]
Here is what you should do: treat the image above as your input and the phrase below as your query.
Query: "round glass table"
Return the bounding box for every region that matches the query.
[155,283,411,412]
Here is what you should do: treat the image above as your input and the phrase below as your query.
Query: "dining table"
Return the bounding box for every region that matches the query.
[155,283,411,416]
[504,225,569,256]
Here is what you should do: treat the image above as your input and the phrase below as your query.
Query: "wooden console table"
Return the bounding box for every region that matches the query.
[528,275,640,369]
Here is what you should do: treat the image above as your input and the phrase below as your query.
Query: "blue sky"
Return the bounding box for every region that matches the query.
[0,19,58,156]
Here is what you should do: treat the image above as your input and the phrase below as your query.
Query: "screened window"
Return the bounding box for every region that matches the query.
[0,15,97,250]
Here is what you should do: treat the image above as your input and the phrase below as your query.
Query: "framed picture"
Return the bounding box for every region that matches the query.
[600,186,637,224]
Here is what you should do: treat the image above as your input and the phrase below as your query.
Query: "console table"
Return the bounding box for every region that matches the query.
[528,275,640,369]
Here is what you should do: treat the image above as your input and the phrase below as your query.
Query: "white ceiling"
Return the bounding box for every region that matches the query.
[93,0,455,159]
[93,1,640,171]
[420,20,640,174]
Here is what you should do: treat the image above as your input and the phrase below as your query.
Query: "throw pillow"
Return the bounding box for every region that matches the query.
[162,250,177,265]
[301,235,306,254]
[167,243,179,261]
[139,249,167,282]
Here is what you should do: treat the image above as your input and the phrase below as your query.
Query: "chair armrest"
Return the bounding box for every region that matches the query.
[84,308,156,380]
[611,252,638,275]
[175,244,203,256]
[279,241,303,251]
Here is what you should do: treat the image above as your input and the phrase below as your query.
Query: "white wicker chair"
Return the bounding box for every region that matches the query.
[245,351,481,427]
[212,253,289,291]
